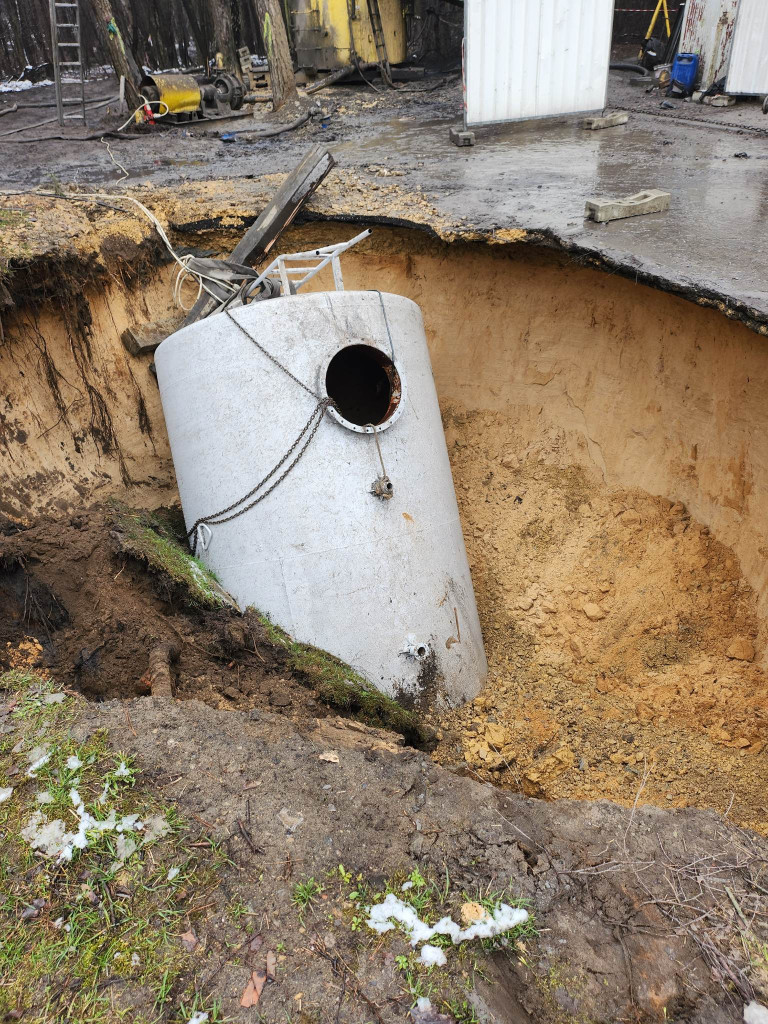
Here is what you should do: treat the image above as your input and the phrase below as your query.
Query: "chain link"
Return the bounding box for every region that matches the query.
[224,307,321,399]
[624,105,768,136]
[187,309,333,553]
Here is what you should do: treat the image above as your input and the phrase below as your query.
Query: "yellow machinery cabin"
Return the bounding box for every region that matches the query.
[289,0,406,71]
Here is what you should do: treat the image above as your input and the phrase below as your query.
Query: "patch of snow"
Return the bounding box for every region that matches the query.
[0,79,54,93]
[418,944,447,967]
[117,813,142,832]
[167,866,180,881]
[53,917,64,928]
[745,1002,768,1024]
[26,747,51,777]
[0,787,13,803]
[366,893,529,951]
[66,756,83,771]
[141,813,170,844]
[130,952,141,968]
[187,1013,209,1024]
[113,761,131,778]
[21,812,68,857]
[415,997,432,1012]
[44,692,66,704]
[401,880,414,891]
[114,834,137,864]
[36,791,53,804]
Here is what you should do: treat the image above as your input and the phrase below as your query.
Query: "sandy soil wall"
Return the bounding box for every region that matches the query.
[3,222,767,626]
[291,225,768,625]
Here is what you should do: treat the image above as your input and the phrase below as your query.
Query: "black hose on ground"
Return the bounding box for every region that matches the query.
[610,62,650,76]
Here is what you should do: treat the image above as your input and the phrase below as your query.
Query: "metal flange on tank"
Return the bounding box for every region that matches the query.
[155,235,488,709]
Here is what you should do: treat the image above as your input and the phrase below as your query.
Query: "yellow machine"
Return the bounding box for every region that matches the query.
[290,0,406,72]
[139,72,246,122]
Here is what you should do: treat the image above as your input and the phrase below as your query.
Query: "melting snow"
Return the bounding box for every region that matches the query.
[66,756,83,771]
[26,747,51,777]
[418,944,447,967]
[187,1014,209,1024]
[0,787,13,803]
[113,762,131,778]
[167,866,180,881]
[44,692,66,704]
[0,78,54,92]
[20,785,165,864]
[366,893,529,951]
[36,791,53,804]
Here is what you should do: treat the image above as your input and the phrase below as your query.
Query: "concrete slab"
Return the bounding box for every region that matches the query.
[585,188,670,223]
[1,71,767,331]
[581,111,629,129]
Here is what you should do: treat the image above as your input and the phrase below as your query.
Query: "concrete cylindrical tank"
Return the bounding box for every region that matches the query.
[155,290,487,707]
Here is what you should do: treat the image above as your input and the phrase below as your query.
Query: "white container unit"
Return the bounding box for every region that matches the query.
[155,290,487,707]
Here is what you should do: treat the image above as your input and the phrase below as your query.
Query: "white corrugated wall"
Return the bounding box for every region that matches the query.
[679,0,739,91]
[464,0,614,127]
[726,0,768,95]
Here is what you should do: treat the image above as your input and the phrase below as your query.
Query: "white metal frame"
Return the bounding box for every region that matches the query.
[248,229,372,298]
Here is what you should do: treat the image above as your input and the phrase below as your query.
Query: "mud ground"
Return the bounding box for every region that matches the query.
[3,659,767,1023]
[1,68,768,329]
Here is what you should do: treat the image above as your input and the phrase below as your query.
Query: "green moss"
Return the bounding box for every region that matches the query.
[0,671,225,1024]
[255,611,429,745]
[108,501,232,611]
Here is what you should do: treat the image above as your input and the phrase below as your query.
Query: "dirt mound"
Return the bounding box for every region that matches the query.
[433,411,768,833]
[3,674,764,1023]
[0,502,425,744]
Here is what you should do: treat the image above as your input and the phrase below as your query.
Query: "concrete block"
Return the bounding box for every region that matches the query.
[581,111,629,130]
[585,189,671,224]
[449,127,475,147]
[703,94,735,106]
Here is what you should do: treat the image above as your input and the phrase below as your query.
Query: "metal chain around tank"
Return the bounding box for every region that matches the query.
[187,395,333,555]
[186,308,335,554]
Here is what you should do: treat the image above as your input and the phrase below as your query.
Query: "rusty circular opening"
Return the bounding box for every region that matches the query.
[325,344,401,428]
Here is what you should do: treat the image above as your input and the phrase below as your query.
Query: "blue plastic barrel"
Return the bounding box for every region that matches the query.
[671,53,699,92]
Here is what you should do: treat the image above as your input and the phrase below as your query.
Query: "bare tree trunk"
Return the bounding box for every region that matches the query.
[251,0,296,109]
[86,0,142,105]
[209,0,238,70]
[179,0,210,63]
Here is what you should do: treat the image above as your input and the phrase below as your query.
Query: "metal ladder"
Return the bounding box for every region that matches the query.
[366,0,392,86]
[49,0,87,127]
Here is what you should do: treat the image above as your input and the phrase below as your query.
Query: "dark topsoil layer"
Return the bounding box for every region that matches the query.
[1,503,766,1022]
[0,502,425,744]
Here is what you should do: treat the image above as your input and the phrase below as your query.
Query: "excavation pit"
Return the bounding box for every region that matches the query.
[1,220,766,833]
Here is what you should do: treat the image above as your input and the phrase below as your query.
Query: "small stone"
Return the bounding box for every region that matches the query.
[542,601,558,614]
[582,603,606,621]
[725,637,755,662]
[222,686,240,701]
[619,509,641,525]
[517,597,534,611]
[460,901,488,925]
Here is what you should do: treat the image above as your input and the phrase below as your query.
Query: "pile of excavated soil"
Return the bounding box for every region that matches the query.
[0,505,423,744]
[432,411,768,834]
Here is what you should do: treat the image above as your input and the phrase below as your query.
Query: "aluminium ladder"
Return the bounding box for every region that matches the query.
[49,0,87,127]
[366,0,392,86]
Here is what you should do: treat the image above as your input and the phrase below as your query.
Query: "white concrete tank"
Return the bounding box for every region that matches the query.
[155,290,486,707]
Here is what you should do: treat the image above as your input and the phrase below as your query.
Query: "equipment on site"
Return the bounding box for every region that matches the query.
[290,0,406,73]
[48,0,87,127]
[139,72,250,122]
[154,236,487,707]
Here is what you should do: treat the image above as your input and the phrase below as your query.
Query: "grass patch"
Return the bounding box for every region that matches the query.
[0,670,226,1024]
[292,863,535,1016]
[256,612,429,744]
[108,500,232,611]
